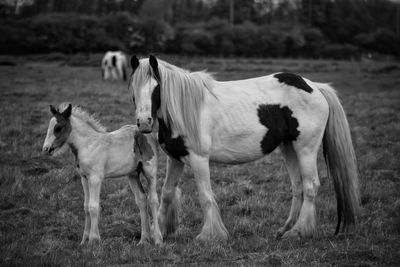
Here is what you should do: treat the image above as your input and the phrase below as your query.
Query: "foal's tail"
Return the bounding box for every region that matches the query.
[318,83,360,234]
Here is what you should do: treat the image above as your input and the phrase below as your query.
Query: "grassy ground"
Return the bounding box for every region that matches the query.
[0,56,399,266]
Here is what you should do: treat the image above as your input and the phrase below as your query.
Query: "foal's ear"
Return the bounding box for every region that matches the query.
[50,105,58,116]
[130,55,139,72]
[149,55,160,81]
[61,104,72,119]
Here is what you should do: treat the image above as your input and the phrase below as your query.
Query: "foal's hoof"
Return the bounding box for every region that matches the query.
[153,235,163,246]
[275,228,286,240]
[88,237,101,246]
[195,232,228,243]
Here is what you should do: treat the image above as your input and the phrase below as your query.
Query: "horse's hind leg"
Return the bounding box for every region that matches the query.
[190,153,228,241]
[276,144,303,239]
[282,147,320,238]
[127,173,151,245]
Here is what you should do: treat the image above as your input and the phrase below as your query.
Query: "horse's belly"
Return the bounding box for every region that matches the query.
[209,131,265,164]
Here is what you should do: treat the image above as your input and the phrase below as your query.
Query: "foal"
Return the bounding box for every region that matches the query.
[42,103,162,245]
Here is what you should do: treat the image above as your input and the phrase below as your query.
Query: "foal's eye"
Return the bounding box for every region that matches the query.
[54,126,62,134]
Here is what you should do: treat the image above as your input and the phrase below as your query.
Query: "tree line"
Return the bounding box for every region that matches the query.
[0,0,399,58]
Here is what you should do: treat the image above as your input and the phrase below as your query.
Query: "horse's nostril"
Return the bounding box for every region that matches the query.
[148,118,152,124]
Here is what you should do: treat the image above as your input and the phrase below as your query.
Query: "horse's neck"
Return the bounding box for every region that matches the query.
[68,117,103,155]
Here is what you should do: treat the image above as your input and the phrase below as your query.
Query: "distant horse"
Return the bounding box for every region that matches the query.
[42,103,162,245]
[128,55,360,241]
[102,51,128,81]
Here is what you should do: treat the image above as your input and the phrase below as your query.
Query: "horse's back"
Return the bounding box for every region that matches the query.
[205,73,329,162]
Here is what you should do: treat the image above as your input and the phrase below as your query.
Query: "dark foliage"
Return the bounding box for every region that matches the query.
[0,0,399,58]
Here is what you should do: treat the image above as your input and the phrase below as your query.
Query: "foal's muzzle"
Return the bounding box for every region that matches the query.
[42,146,55,155]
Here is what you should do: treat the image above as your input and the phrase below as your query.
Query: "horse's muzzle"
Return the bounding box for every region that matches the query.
[137,117,153,133]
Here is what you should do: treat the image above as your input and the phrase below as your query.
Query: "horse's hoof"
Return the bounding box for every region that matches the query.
[137,240,150,246]
[281,229,301,240]
[157,215,167,237]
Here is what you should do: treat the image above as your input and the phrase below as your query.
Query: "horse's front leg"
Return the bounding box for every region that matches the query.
[80,175,90,245]
[87,174,103,245]
[157,156,184,237]
[127,173,151,245]
[190,153,228,241]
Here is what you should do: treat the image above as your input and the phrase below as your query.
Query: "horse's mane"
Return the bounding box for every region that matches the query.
[130,58,216,153]
[58,103,107,133]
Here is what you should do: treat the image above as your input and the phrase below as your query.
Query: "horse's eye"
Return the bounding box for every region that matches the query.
[54,126,62,134]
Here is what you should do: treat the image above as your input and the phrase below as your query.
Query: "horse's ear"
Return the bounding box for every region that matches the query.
[50,105,58,116]
[149,55,160,81]
[61,104,72,119]
[130,55,139,72]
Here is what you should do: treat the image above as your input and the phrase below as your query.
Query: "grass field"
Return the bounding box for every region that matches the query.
[0,55,399,266]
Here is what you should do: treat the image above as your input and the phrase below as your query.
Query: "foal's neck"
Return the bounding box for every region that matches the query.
[67,116,104,155]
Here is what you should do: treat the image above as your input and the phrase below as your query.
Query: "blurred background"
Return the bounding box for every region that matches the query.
[1,0,400,60]
[0,1,399,266]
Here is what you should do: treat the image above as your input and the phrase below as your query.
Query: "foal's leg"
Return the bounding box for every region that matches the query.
[282,149,320,238]
[157,156,184,237]
[127,173,151,245]
[190,153,228,241]
[142,161,163,245]
[87,174,103,244]
[80,176,91,245]
[276,144,303,239]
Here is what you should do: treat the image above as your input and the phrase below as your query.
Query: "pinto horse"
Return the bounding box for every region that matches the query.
[42,103,162,245]
[102,51,128,81]
[128,55,360,241]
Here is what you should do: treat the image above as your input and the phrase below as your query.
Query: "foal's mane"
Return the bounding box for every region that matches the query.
[58,103,106,132]
[130,58,216,153]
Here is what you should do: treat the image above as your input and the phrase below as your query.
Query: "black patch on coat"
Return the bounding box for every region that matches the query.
[158,119,188,161]
[69,143,78,160]
[151,85,160,117]
[257,104,300,154]
[49,104,72,152]
[133,162,146,193]
[274,72,313,93]
[111,55,117,67]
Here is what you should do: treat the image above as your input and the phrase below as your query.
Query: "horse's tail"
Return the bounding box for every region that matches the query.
[318,83,360,234]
